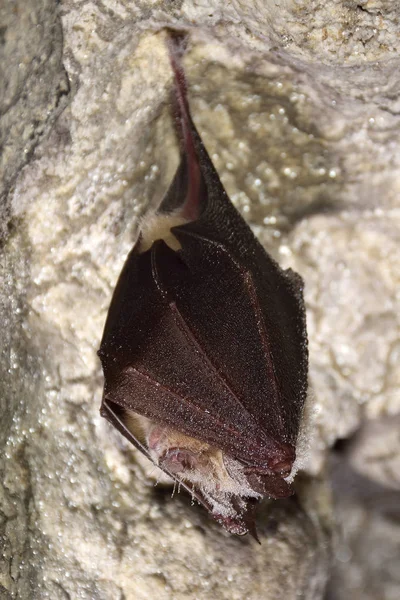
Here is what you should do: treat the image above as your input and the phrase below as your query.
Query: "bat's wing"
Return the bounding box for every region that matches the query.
[99,229,305,476]
[169,131,309,461]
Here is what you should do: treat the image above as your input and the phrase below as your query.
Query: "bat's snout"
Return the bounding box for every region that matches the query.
[160,447,199,475]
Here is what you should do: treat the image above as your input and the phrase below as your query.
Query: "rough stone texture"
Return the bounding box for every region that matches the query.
[1,1,399,599]
[0,0,70,239]
[326,448,400,600]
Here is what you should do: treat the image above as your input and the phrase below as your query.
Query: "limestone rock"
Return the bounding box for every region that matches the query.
[1,1,399,598]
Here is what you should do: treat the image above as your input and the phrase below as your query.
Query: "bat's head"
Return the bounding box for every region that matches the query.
[123,409,293,537]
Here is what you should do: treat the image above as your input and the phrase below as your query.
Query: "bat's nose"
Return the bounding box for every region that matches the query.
[160,448,197,474]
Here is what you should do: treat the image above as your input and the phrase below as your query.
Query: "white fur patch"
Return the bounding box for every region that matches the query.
[138,211,188,253]
[123,408,261,519]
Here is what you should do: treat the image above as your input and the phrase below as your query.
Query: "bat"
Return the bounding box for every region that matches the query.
[98,29,308,539]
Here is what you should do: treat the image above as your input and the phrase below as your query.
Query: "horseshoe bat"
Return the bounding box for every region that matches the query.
[98,30,308,539]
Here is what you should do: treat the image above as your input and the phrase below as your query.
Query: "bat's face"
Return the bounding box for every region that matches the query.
[123,408,263,534]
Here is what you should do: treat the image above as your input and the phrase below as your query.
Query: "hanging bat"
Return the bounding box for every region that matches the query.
[98,30,308,538]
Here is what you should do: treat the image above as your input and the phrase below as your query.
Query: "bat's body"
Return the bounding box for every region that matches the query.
[98,30,308,537]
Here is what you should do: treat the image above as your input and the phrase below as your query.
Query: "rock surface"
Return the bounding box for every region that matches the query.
[0,0,69,238]
[1,1,399,598]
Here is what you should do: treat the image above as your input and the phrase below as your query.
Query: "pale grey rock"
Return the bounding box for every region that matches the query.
[1,1,400,599]
[340,416,400,491]
[0,0,69,238]
[327,452,400,600]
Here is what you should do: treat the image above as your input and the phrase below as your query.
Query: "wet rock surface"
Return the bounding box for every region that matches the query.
[1,1,399,598]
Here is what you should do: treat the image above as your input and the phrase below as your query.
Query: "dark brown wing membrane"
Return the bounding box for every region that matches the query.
[172,207,308,451]
[99,240,294,469]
